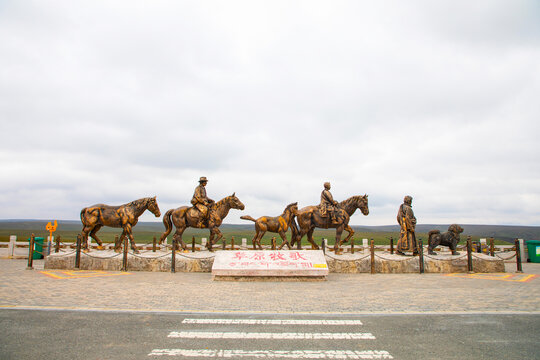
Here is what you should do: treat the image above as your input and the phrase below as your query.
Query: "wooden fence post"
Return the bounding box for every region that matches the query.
[192,236,196,252]
[321,239,326,255]
[231,236,235,251]
[55,236,60,253]
[153,236,157,252]
[350,238,355,254]
[466,237,473,273]
[122,236,128,272]
[390,236,394,254]
[515,238,523,273]
[370,240,375,274]
[418,239,425,274]
[489,237,495,257]
[75,234,82,269]
[26,233,35,270]
[171,238,176,273]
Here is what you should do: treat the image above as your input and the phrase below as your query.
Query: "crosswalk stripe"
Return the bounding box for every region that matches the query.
[167,331,376,339]
[148,349,393,358]
[182,319,363,325]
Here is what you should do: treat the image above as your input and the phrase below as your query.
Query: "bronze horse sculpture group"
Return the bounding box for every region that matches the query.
[79,193,369,252]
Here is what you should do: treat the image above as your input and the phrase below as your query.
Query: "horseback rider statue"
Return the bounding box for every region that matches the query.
[320,182,340,225]
[191,177,216,228]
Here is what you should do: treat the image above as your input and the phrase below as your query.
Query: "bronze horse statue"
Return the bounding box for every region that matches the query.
[80,196,161,253]
[240,202,298,250]
[291,195,369,252]
[159,193,244,251]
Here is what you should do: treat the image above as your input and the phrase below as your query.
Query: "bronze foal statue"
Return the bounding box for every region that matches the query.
[241,202,298,250]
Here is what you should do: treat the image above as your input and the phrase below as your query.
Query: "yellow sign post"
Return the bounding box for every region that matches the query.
[46,220,58,241]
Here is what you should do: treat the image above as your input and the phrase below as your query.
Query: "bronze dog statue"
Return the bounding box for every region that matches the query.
[427,224,464,255]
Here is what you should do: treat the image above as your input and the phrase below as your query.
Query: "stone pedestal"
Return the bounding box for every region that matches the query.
[45,250,505,274]
[326,252,505,273]
[45,250,215,272]
[212,250,328,280]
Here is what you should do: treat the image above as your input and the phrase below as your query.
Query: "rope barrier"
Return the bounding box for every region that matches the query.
[422,253,468,261]
[373,253,418,262]
[494,252,517,260]
[51,250,77,257]
[174,252,216,260]
[471,253,502,262]
[81,251,122,259]
[130,251,172,259]
[325,253,371,261]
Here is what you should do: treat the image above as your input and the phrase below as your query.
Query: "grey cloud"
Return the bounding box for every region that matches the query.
[0,1,539,225]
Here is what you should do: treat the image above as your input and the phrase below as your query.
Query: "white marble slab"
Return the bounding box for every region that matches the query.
[212,250,328,277]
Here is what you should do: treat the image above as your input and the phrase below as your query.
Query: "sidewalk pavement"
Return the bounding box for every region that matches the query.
[0,259,539,314]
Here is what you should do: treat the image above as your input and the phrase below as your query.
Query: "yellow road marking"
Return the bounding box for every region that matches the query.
[445,273,538,282]
[40,270,132,279]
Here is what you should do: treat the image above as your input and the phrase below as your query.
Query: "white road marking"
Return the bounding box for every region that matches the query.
[167,331,376,340]
[148,349,393,358]
[182,319,363,325]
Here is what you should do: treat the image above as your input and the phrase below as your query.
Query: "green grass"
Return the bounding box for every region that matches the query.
[0,227,508,246]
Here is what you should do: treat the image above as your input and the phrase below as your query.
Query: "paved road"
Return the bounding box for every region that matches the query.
[1,259,540,359]
[1,310,538,360]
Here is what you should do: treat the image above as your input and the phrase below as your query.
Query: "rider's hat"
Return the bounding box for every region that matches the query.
[199,176,208,183]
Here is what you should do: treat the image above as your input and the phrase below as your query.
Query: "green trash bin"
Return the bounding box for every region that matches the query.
[27,237,44,259]
[526,240,540,263]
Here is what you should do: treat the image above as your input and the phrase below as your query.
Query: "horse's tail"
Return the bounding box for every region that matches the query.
[289,216,300,243]
[80,208,86,223]
[159,209,174,244]
[240,215,257,222]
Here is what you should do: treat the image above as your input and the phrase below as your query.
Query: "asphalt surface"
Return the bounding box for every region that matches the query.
[1,310,538,360]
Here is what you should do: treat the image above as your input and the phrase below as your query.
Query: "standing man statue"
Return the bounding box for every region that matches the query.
[396,195,418,256]
[320,182,340,225]
[191,177,215,228]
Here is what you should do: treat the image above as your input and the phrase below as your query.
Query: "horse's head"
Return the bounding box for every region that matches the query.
[227,192,245,210]
[358,194,369,216]
[147,196,161,217]
[286,202,298,216]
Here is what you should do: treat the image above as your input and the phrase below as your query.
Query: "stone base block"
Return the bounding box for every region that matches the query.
[44,251,214,272]
[212,276,327,282]
[326,252,505,273]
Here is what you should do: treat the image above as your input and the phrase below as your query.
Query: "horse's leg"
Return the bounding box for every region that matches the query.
[81,225,93,251]
[255,229,266,250]
[89,225,104,249]
[124,224,139,254]
[114,230,127,253]
[208,227,222,252]
[254,224,267,250]
[307,227,319,250]
[342,224,355,244]
[277,230,291,250]
[207,228,214,251]
[250,230,259,250]
[173,227,187,251]
[334,225,345,253]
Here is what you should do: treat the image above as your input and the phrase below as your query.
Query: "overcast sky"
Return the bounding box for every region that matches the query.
[1,1,539,226]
